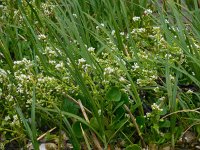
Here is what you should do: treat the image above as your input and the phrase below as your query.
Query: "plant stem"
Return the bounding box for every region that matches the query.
[78,100,102,150]
[123,104,146,148]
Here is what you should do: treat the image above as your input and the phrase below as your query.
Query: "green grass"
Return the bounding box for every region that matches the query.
[1,0,200,149]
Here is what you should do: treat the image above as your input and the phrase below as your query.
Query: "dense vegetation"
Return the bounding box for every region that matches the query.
[1,0,200,149]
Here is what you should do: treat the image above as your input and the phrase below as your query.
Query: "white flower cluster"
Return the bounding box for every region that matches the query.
[88,47,95,52]
[186,89,193,94]
[78,58,86,65]
[132,16,140,21]
[138,51,148,59]
[131,28,146,34]
[14,58,33,69]
[11,115,20,126]
[144,9,152,15]
[96,23,105,30]
[41,2,55,16]
[72,13,77,18]
[194,43,200,49]
[0,68,7,83]
[44,47,58,57]
[38,76,56,83]
[153,86,159,92]
[82,64,91,72]
[119,76,126,82]
[153,26,160,31]
[145,112,151,118]
[159,96,165,101]
[4,115,11,121]
[151,103,163,112]
[111,30,115,35]
[38,34,46,40]
[132,63,139,71]
[55,61,64,71]
[104,67,115,75]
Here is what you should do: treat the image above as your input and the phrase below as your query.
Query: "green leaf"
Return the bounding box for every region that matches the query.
[61,98,79,114]
[113,101,125,113]
[196,125,200,135]
[121,91,129,104]
[159,120,171,128]
[125,144,142,150]
[72,121,88,138]
[136,116,145,127]
[114,107,125,122]
[106,87,122,102]
[108,118,129,142]
[90,117,99,131]
[105,130,113,139]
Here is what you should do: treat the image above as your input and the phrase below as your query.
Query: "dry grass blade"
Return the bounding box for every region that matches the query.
[78,100,102,150]
[63,93,92,114]
[27,127,57,149]
[123,104,146,148]
[161,107,200,119]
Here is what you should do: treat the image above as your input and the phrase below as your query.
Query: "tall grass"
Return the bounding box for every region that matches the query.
[155,0,200,148]
[1,0,200,149]
[3,0,147,148]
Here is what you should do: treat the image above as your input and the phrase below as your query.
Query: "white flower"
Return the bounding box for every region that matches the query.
[111,30,115,35]
[13,115,18,121]
[194,43,200,49]
[186,89,193,94]
[169,74,174,81]
[26,99,32,104]
[72,13,77,18]
[119,77,126,82]
[132,16,140,21]
[132,28,146,33]
[49,60,56,65]
[153,26,160,30]
[120,32,125,36]
[88,47,95,52]
[127,84,131,89]
[138,28,146,33]
[98,109,101,115]
[45,47,57,56]
[102,80,109,84]
[78,58,86,65]
[100,23,105,27]
[165,54,172,58]
[153,87,159,92]
[151,75,157,80]
[6,95,14,102]
[38,34,46,40]
[144,9,152,15]
[82,64,91,72]
[5,116,11,121]
[96,23,105,29]
[136,79,142,85]
[125,113,130,118]
[55,62,64,70]
[126,34,130,39]
[165,19,169,24]
[132,63,139,70]
[152,103,159,109]
[159,97,165,101]
[104,67,114,75]
[151,103,163,111]
[146,113,151,118]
